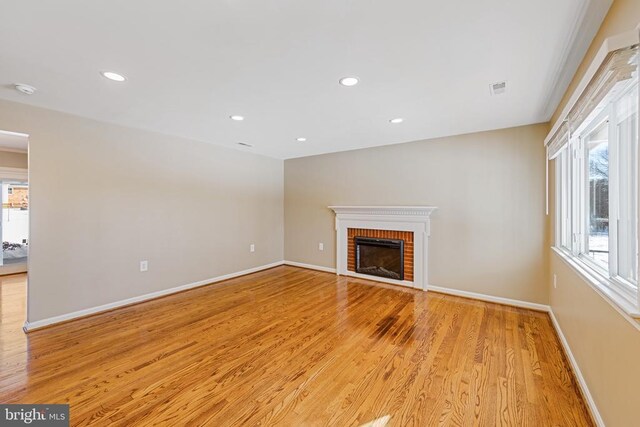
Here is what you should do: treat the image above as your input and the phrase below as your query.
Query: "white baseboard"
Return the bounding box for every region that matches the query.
[426,284,551,312]
[281,264,551,312]
[283,260,336,273]
[548,310,604,427]
[23,261,285,332]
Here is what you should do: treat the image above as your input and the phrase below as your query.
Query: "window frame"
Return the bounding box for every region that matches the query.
[555,147,572,252]
[577,108,611,272]
[555,78,639,311]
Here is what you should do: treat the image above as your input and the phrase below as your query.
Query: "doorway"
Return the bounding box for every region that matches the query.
[0,131,29,275]
[1,181,29,270]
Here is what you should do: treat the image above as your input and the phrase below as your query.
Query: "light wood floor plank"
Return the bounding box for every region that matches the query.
[0,267,593,426]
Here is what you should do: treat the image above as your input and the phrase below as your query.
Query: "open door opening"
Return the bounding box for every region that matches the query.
[0,129,29,333]
[1,180,29,270]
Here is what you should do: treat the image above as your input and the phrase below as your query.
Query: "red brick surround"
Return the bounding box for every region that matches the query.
[347,228,414,281]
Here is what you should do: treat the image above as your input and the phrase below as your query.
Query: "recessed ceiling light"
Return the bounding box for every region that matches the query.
[339,77,359,87]
[100,71,127,82]
[237,142,253,147]
[14,83,36,95]
[296,137,307,142]
[490,81,507,95]
[389,118,404,124]
[230,115,245,121]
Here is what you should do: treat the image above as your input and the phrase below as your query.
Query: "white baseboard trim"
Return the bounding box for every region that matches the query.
[426,284,551,312]
[548,310,604,427]
[23,261,285,332]
[283,260,336,273]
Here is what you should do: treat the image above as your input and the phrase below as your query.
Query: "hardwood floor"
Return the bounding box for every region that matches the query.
[0,267,593,426]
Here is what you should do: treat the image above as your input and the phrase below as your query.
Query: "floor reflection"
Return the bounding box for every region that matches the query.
[334,276,422,348]
[0,273,28,397]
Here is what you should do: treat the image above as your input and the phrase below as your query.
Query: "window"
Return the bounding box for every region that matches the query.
[584,114,610,269]
[615,85,638,284]
[555,78,639,305]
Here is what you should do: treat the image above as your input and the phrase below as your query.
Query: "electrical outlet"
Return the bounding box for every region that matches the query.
[250,244,255,253]
[318,242,324,251]
[553,274,557,289]
[140,260,148,272]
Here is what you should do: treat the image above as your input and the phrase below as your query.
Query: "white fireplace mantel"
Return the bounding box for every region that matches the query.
[329,205,437,290]
[328,205,437,218]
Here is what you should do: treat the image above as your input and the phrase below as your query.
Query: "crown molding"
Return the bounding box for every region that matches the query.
[540,0,613,120]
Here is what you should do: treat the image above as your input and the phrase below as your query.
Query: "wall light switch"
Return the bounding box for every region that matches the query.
[140,260,148,272]
[250,244,255,253]
[553,274,557,289]
[318,242,324,251]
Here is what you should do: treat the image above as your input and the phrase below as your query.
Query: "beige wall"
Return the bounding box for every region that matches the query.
[550,252,640,426]
[547,1,640,425]
[285,124,548,304]
[0,99,283,323]
[0,150,27,169]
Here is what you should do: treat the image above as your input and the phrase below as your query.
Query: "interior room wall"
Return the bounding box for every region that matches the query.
[547,1,640,425]
[284,123,548,304]
[0,98,284,324]
[0,150,27,169]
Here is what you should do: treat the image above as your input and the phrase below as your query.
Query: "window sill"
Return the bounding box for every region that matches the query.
[552,247,640,327]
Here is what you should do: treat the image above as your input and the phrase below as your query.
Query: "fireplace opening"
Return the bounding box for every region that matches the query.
[355,237,404,281]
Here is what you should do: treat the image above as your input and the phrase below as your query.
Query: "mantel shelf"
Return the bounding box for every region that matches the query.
[329,206,438,217]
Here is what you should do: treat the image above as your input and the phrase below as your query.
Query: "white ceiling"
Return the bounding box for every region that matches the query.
[0,1,611,159]
[0,131,28,153]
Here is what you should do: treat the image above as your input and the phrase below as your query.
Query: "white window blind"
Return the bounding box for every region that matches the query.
[547,122,569,160]
[546,45,638,159]
[569,46,638,135]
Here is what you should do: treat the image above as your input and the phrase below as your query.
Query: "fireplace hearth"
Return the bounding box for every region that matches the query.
[355,237,404,280]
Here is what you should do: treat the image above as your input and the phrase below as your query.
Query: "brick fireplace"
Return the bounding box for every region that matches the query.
[347,228,414,281]
[329,206,437,290]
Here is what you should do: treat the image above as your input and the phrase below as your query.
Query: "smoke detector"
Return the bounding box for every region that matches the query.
[490,81,507,95]
[14,83,37,95]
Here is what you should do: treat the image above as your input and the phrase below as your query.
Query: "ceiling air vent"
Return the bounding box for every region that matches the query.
[490,81,507,95]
